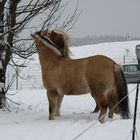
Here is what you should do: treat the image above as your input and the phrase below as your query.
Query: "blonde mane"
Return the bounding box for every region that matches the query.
[52,29,71,58]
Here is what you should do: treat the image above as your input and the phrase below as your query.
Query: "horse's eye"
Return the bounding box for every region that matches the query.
[47,32,51,36]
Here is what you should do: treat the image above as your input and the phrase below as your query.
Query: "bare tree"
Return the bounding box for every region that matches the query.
[0,0,7,108]
[0,0,79,109]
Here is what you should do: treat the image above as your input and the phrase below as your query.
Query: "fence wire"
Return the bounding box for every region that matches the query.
[72,86,138,140]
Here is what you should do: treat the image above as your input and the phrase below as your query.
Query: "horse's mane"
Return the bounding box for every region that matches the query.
[52,29,71,58]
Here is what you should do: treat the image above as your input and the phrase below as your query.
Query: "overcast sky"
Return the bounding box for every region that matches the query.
[64,0,140,38]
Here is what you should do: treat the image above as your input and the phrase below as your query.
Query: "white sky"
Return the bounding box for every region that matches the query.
[64,0,140,38]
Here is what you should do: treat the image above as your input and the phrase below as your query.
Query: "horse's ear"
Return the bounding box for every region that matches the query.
[31,34,33,38]
[31,34,34,39]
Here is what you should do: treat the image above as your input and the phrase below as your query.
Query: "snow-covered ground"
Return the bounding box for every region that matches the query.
[1,41,140,140]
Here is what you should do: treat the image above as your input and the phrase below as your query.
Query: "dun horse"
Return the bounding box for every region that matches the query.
[31,29,130,123]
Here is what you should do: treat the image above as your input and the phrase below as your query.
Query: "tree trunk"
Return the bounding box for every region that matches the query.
[0,55,6,108]
[0,0,6,108]
[0,0,19,108]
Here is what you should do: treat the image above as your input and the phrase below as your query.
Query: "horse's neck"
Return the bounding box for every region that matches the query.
[38,48,59,69]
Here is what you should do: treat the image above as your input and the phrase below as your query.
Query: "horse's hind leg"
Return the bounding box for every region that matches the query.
[56,95,64,116]
[90,94,99,113]
[108,93,120,118]
[93,103,99,113]
[90,87,107,123]
[47,90,58,120]
[107,95,114,118]
[91,93,107,123]
[108,102,114,118]
[98,102,108,123]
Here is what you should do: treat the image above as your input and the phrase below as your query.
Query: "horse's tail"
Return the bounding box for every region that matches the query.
[114,64,130,119]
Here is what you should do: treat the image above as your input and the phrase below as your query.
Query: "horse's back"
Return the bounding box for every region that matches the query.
[85,55,116,82]
[87,55,115,66]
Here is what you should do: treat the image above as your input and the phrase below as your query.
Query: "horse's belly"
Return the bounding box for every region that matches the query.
[66,88,89,95]
[57,83,90,95]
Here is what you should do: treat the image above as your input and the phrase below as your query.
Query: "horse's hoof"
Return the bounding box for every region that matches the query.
[49,116,55,120]
[55,112,60,116]
[99,118,104,124]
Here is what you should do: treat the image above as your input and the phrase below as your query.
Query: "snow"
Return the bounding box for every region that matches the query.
[1,41,140,140]
[71,41,138,61]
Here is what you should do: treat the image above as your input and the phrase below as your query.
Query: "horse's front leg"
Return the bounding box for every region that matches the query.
[47,90,58,120]
[56,95,64,117]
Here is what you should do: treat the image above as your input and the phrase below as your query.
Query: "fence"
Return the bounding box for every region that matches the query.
[6,55,44,90]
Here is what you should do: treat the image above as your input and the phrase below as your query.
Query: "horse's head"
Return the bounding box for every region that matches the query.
[42,29,70,58]
[31,31,63,56]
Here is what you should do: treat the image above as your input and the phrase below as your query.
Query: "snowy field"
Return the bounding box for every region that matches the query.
[1,41,140,140]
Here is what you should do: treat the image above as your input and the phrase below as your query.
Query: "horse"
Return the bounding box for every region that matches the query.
[31,29,130,123]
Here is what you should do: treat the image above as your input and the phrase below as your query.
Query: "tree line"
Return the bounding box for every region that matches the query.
[71,35,140,46]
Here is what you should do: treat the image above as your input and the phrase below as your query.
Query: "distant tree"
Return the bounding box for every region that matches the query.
[71,35,140,46]
[0,0,79,109]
